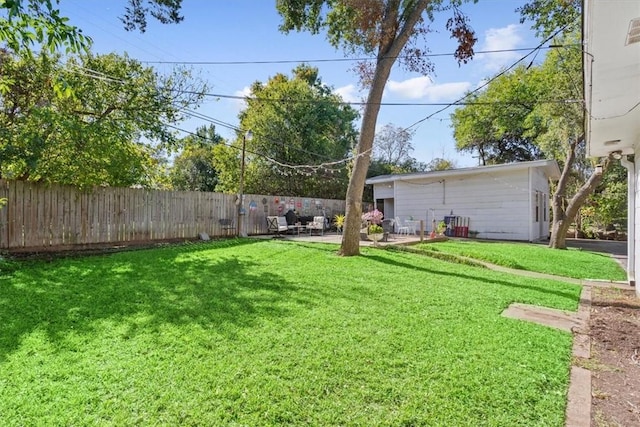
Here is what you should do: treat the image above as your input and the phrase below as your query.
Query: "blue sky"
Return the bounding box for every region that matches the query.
[60,0,543,168]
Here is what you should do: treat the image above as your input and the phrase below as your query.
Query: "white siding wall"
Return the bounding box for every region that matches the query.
[634,147,640,293]
[374,184,394,199]
[393,169,534,240]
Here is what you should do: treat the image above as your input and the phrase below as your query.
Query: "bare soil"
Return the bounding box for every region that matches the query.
[590,287,640,426]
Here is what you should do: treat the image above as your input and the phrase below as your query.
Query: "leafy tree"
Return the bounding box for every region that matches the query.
[425,157,456,171]
[373,123,415,166]
[169,125,225,192]
[516,0,613,249]
[278,0,476,255]
[451,66,545,165]
[526,31,610,248]
[0,50,207,187]
[0,0,187,55]
[451,26,611,248]
[578,158,628,237]
[517,0,581,38]
[0,0,91,55]
[216,64,359,199]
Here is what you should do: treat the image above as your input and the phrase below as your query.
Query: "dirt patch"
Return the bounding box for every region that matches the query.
[590,287,640,426]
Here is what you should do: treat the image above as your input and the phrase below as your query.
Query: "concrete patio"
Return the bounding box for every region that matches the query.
[257,230,433,247]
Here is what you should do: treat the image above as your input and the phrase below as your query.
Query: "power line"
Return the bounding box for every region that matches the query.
[63,63,357,168]
[140,46,559,66]
[178,108,341,163]
[403,21,577,130]
[164,122,357,175]
[177,90,582,107]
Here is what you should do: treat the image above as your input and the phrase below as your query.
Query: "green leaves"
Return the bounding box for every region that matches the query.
[451,65,546,165]
[223,65,358,198]
[0,51,208,188]
[0,0,92,56]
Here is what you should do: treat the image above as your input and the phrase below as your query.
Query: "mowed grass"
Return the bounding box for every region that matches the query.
[0,240,582,426]
[418,240,627,281]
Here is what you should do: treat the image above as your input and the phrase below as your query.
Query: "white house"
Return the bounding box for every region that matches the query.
[365,159,560,242]
[583,0,640,293]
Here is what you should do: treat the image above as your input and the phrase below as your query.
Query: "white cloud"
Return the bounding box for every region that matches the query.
[231,86,252,110]
[334,84,360,103]
[387,76,471,101]
[476,24,525,71]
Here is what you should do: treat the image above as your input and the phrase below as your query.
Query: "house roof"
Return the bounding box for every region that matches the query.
[365,159,561,185]
[584,0,640,158]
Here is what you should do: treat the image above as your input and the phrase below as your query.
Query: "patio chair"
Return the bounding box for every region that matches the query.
[382,219,395,238]
[307,216,325,236]
[218,218,235,236]
[266,216,289,237]
[395,217,410,235]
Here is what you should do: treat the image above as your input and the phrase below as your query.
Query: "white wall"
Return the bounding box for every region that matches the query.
[385,168,549,241]
[634,147,640,294]
[375,184,394,199]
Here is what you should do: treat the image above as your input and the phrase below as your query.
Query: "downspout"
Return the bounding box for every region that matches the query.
[620,156,636,288]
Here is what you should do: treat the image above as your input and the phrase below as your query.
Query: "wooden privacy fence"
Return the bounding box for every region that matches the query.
[0,180,346,251]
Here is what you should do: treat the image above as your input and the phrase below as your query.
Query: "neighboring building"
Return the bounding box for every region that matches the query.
[365,159,560,242]
[583,0,640,293]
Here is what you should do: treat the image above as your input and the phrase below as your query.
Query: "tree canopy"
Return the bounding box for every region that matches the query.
[0,0,186,55]
[169,125,225,192]
[451,65,545,165]
[0,50,207,187]
[213,64,359,199]
[0,0,90,55]
[373,123,416,167]
[450,25,611,248]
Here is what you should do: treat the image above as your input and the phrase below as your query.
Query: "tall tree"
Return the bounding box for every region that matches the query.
[277,0,476,255]
[451,65,545,165]
[529,33,609,248]
[373,123,415,166]
[0,50,207,187]
[515,0,608,249]
[169,125,225,192]
[451,29,609,248]
[215,64,358,199]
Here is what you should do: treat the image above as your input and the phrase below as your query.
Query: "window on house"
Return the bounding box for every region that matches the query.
[535,191,540,222]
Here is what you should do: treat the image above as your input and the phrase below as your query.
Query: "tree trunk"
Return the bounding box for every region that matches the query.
[549,217,571,249]
[549,138,607,248]
[338,1,429,256]
[338,58,394,256]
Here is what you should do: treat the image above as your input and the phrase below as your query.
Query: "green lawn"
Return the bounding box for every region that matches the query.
[416,240,627,281]
[0,240,582,426]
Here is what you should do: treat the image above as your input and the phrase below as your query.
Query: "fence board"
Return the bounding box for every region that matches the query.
[0,180,346,250]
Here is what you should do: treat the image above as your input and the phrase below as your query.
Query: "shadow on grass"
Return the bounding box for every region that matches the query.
[366,253,580,301]
[0,239,321,361]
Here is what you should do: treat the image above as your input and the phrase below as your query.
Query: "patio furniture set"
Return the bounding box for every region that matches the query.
[267,212,327,237]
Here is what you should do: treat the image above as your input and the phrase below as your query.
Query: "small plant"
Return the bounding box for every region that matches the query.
[437,221,447,235]
[367,224,383,234]
[334,214,345,231]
